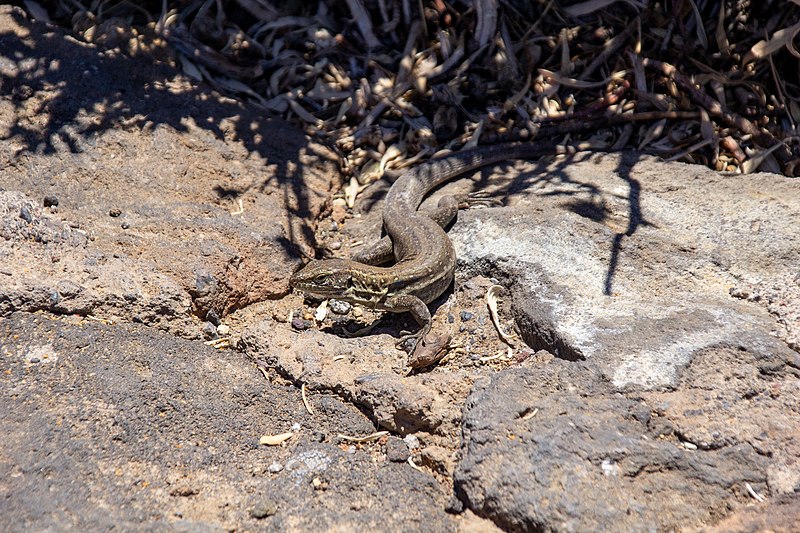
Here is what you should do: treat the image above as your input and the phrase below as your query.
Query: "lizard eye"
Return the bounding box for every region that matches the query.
[315,274,333,286]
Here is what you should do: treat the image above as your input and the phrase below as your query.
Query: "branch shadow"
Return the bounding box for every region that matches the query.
[0,6,331,262]
[467,150,654,296]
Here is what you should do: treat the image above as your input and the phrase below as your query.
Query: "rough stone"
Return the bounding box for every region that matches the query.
[0,312,456,531]
[450,152,800,389]
[455,351,799,531]
[385,436,411,463]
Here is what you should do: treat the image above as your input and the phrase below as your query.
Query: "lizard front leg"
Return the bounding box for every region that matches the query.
[382,293,432,348]
[383,293,452,368]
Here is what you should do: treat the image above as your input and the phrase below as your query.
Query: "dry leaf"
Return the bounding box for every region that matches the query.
[344,176,360,208]
[715,2,730,56]
[314,300,328,322]
[178,54,204,81]
[379,144,404,171]
[486,285,515,347]
[259,432,294,445]
[744,21,800,64]
[741,143,784,174]
[540,69,628,89]
[23,0,51,22]
[337,431,389,443]
[686,0,708,49]
[637,119,666,150]
[474,0,499,46]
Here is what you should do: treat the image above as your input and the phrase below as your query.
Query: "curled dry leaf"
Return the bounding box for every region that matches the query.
[486,285,515,347]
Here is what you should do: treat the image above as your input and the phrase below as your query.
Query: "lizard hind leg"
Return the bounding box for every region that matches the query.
[351,236,395,265]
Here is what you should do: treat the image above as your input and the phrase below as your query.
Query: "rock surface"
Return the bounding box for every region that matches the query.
[1,6,799,532]
[450,152,799,389]
[0,5,339,335]
[0,312,457,531]
[454,350,798,531]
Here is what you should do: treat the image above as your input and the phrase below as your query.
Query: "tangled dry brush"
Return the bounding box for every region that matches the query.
[32,0,800,180]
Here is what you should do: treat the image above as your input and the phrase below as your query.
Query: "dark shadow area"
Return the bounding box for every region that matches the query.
[0,7,333,261]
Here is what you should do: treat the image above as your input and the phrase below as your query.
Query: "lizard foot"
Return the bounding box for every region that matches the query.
[395,331,421,353]
[406,332,453,370]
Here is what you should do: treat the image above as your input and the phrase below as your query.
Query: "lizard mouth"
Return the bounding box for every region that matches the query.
[288,276,343,299]
[292,284,340,299]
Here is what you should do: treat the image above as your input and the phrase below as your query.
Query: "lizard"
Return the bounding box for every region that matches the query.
[289,140,588,364]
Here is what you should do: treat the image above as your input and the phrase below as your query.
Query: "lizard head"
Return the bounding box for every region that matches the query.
[289,259,356,300]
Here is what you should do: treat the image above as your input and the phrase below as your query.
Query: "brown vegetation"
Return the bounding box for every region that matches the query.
[31,0,800,176]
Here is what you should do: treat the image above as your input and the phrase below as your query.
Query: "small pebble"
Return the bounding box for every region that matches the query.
[268,462,284,473]
[385,436,410,463]
[291,422,301,431]
[109,208,122,217]
[291,317,312,331]
[121,221,130,229]
[206,309,221,326]
[403,434,420,450]
[328,299,352,315]
[250,500,278,519]
[43,196,59,207]
[19,205,32,223]
[352,307,363,318]
[329,221,339,231]
[447,313,455,323]
[29,356,41,364]
[460,311,474,321]
[169,485,198,497]
[328,241,342,251]
[216,324,230,336]
[202,322,218,340]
